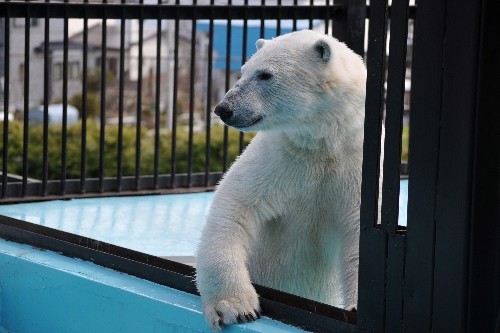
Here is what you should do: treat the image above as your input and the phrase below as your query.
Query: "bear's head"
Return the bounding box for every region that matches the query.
[214,30,366,134]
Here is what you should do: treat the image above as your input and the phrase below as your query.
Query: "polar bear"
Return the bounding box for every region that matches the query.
[196,30,366,330]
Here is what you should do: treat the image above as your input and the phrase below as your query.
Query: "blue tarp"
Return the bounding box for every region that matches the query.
[196,20,316,71]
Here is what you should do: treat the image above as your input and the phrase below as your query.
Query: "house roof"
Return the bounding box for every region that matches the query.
[33,40,100,53]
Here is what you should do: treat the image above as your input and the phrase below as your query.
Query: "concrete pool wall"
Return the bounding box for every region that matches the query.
[0,238,306,333]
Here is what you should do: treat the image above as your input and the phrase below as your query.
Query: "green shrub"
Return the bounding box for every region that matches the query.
[0,121,409,181]
[69,92,100,119]
[401,124,409,162]
[0,120,254,181]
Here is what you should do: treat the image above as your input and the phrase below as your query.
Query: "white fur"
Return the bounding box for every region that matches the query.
[196,30,367,330]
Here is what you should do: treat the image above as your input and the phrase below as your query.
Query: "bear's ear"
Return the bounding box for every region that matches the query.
[314,39,331,62]
[256,39,267,51]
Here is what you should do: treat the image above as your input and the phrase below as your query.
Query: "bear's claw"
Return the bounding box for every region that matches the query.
[236,311,260,323]
[203,293,261,331]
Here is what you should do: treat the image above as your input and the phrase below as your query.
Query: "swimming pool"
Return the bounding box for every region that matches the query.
[0,180,408,259]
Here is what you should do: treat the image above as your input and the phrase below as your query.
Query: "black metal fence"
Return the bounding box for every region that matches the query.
[0,0,379,200]
[1,1,499,332]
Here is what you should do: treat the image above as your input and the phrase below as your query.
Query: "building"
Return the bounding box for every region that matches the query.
[0,17,65,114]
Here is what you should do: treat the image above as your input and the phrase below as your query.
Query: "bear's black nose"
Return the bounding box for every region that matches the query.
[214,105,233,122]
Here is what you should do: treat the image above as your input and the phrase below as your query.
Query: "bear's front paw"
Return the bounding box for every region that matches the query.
[202,291,261,331]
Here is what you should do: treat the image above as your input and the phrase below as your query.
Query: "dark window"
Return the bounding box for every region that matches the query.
[54,63,63,80]
[69,61,80,79]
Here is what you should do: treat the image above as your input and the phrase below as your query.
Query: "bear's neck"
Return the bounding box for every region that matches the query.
[282,129,334,152]
[279,120,364,156]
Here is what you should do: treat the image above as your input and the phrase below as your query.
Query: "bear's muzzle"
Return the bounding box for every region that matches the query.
[214,104,233,122]
[214,104,263,130]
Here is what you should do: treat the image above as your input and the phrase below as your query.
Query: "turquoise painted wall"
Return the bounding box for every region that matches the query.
[0,238,306,333]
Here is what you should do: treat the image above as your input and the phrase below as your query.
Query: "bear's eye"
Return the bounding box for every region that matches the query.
[257,72,273,81]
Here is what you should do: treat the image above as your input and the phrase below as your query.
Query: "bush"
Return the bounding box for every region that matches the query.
[0,120,254,181]
[401,124,409,162]
[0,121,409,181]
[69,92,99,119]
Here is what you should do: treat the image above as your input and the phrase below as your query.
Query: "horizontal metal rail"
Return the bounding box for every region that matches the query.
[0,173,223,202]
[0,3,416,20]
[1,3,346,19]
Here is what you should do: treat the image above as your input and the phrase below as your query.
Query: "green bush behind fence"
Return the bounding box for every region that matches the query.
[0,121,254,181]
[0,121,408,181]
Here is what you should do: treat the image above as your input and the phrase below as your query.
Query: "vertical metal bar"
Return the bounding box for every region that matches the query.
[22,14,30,197]
[381,0,409,234]
[359,0,387,233]
[238,0,248,154]
[357,0,388,331]
[2,13,10,199]
[331,0,346,42]
[80,2,89,194]
[431,0,482,330]
[187,0,197,187]
[222,0,232,173]
[332,0,366,57]
[467,0,500,329]
[402,0,446,330]
[42,5,50,196]
[204,1,214,187]
[309,0,314,30]
[135,7,144,191]
[153,1,162,189]
[60,0,69,195]
[260,0,265,39]
[292,0,297,32]
[385,233,406,333]
[380,1,410,330]
[170,11,180,188]
[117,2,125,192]
[42,6,50,196]
[99,6,107,193]
[346,0,367,57]
[276,0,281,36]
[324,0,329,35]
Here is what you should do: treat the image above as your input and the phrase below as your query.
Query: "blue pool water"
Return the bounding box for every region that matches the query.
[0,180,408,258]
[0,192,213,258]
